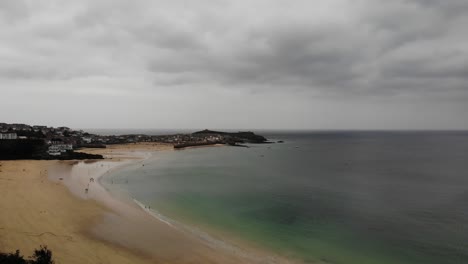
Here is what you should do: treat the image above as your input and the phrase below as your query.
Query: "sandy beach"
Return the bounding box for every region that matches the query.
[0,143,282,264]
[0,159,150,264]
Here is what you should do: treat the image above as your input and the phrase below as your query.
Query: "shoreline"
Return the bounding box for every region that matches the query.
[62,143,254,263]
[89,144,304,264]
[1,143,299,264]
[82,143,294,263]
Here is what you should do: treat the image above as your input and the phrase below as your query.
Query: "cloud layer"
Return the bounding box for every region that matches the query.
[1,0,467,129]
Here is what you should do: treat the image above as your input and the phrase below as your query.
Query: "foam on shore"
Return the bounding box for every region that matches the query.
[132,198,280,264]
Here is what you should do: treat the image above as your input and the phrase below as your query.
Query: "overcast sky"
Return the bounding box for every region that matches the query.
[1,0,467,130]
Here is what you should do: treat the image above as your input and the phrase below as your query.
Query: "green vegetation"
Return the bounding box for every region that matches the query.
[0,246,54,264]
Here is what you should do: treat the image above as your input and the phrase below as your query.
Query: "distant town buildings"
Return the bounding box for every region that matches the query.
[0,133,18,140]
[0,122,267,157]
[47,138,73,156]
[82,137,92,143]
[48,144,73,156]
[32,125,48,133]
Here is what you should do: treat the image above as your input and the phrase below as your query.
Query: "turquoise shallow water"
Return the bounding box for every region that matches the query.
[103,131,468,264]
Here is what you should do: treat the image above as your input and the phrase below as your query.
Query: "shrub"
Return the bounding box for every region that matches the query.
[0,250,27,264]
[0,246,54,264]
[30,246,54,264]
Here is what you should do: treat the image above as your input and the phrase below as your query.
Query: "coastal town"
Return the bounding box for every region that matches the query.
[0,123,269,160]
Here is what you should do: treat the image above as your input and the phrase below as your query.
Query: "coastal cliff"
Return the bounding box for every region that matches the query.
[172,130,269,149]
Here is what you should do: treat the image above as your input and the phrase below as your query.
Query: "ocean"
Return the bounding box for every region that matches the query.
[101,131,468,264]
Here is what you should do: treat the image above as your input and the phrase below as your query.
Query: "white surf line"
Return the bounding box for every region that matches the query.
[133,198,177,228]
[132,198,282,264]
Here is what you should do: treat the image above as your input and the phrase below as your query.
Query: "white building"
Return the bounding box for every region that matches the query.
[82,137,92,143]
[48,144,73,156]
[0,133,18,140]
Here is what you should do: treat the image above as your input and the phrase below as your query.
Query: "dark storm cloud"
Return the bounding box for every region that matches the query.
[142,0,468,96]
[147,23,366,94]
[411,0,468,16]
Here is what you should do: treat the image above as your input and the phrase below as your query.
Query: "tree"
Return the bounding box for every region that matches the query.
[30,246,54,264]
[0,250,27,264]
[0,246,54,264]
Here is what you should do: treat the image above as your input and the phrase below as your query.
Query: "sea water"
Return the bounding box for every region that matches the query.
[102,131,468,264]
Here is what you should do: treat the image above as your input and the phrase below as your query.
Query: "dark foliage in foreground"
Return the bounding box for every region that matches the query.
[0,246,54,264]
[0,139,46,160]
[0,140,103,160]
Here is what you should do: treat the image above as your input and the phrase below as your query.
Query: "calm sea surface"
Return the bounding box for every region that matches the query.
[102,131,468,264]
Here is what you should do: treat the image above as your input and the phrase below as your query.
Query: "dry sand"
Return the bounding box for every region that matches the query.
[0,143,280,264]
